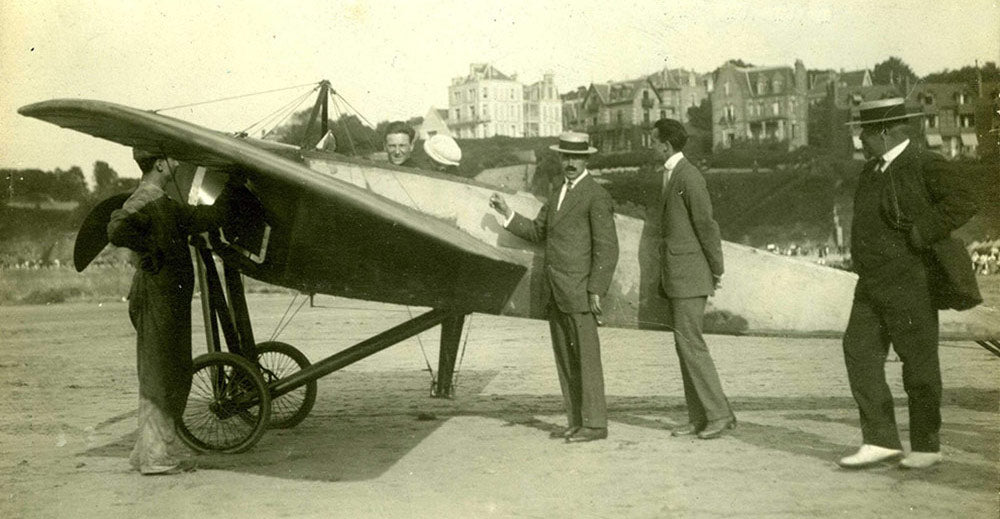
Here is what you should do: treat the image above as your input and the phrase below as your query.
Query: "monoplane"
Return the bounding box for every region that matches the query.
[19,81,999,453]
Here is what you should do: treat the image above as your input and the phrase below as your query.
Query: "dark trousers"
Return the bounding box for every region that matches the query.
[668,296,732,423]
[547,304,607,429]
[843,276,941,452]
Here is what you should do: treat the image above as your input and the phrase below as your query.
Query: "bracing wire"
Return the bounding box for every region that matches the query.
[269,293,302,341]
[152,82,319,113]
[329,93,358,155]
[272,296,310,340]
[451,314,474,390]
[242,86,319,138]
[406,306,436,382]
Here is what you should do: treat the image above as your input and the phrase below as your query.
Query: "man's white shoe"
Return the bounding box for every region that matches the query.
[899,451,942,469]
[838,444,903,468]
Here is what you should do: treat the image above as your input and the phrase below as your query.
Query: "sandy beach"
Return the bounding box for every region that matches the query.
[1,294,997,518]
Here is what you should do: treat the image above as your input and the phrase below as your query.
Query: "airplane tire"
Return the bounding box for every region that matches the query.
[177,352,271,454]
[254,341,317,429]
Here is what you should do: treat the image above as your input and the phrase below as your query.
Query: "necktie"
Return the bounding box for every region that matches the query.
[557,178,573,211]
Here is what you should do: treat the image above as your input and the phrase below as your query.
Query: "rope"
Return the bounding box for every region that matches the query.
[152,82,319,113]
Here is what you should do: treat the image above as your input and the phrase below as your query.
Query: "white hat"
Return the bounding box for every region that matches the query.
[549,131,597,154]
[424,134,462,167]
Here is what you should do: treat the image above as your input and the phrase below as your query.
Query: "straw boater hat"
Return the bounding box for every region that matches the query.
[549,131,597,154]
[423,134,462,167]
[846,97,921,126]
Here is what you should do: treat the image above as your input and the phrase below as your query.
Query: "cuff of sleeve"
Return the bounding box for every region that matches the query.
[502,212,515,227]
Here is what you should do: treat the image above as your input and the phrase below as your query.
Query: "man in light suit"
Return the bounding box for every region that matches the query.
[649,118,735,440]
[490,131,619,443]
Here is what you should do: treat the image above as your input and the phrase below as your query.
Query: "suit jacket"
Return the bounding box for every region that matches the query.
[507,174,619,313]
[852,143,976,283]
[655,157,724,298]
[879,145,975,247]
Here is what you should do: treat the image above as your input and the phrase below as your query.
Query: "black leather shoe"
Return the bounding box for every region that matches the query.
[671,422,705,437]
[566,427,608,443]
[697,417,736,439]
[549,426,580,439]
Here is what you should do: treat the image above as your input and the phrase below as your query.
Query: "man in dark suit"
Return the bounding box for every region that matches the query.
[649,118,735,440]
[489,131,619,442]
[838,98,976,470]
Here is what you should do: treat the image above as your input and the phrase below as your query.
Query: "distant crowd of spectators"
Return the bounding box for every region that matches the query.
[971,247,999,276]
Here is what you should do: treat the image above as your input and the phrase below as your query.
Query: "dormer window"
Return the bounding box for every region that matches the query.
[924,94,934,105]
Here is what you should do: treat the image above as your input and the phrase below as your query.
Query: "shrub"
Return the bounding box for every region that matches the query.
[704,310,748,334]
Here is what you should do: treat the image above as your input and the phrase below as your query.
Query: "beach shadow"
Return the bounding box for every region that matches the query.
[79,380,997,492]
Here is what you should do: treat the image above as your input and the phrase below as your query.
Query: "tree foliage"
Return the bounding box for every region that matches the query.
[687,97,712,132]
[872,56,918,87]
[923,61,1000,89]
[270,108,381,156]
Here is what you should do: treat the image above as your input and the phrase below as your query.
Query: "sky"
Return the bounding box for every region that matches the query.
[1,0,997,183]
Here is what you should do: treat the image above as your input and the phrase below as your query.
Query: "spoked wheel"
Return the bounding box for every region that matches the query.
[178,352,271,453]
[254,341,317,429]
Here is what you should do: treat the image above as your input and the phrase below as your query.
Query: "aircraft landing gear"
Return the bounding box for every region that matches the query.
[182,241,471,453]
[177,351,271,454]
[254,341,316,429]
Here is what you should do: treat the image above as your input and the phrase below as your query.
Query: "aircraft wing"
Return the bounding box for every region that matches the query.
[20,99,527,313]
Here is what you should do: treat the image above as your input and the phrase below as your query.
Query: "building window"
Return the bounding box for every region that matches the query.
[660,109,666,119]
[757,80,766,95]
[483,88,488,99]
[455,108,461,121]
[925,115,938,128]
[643,110,650,124]
[773,79,782,94]
[923,94,934,105]
[772,102,780,115]
[725,105,735,121]
[617,110,623,123]
[643,90,649,100]
[960,114,975,127]
[724,82,730,96]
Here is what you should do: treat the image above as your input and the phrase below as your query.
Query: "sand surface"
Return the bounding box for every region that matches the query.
[1,294,997,518]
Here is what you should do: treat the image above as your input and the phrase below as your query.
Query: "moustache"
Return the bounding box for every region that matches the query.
[564,165,578,172]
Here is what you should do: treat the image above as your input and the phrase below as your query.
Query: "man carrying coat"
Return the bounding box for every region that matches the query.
[490,131,619,443]
[649,118,735,440]
[838,98,976,470]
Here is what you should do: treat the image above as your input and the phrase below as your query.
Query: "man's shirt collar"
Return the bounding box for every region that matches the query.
[664,152,684,171]
[880,139,909,171]
[565,170,589,189]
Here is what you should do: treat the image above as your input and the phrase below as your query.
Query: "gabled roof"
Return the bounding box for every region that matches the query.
[454,63,515,85]
[743,66,796,97]
[838,70,871,88]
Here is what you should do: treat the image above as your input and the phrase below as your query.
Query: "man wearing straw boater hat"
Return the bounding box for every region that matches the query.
[489,131,619,443]
[838,98,976,469]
